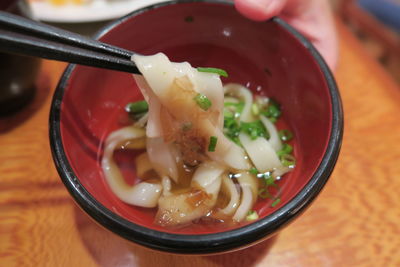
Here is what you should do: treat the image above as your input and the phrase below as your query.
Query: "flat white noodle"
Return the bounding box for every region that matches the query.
[134,74,179,181]
[133,112,148,128]
[191,161,224,194]
[218,175,240,216]
[134,76,162,138]
[103,125,143,143]
[232,173,257,222]
[133,75,150,102]
[132,53,175,96]
[155,161,224,226]
[239,133,283,172]
[232,186,252,222]
[134,53,223,129]
[272,166,291,178]
[161,176,172,196]
[135,152,153,179]
[241,172,258,200]
[217,144,251,170]
[260,115,283,152]
[195,72,225,128]
[133,53,249,171]
[101,126,162,207]
[223,83,254,122]
[146,137,178,182]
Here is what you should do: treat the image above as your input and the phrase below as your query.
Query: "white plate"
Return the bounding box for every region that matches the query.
[29,0,171,23]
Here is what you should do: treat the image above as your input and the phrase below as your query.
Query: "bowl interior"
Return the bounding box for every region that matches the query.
[59,2,332,235]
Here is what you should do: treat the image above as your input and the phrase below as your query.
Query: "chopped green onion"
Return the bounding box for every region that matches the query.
[224,109,234,119]
[249,167,259,175]
[262,105,280,118]
[224,102,238,107]
[246,210,259,221]
[277,143,293,157]
[224,102,245,115]
[240,120,269,140]
[264,176,276,186]
[193,94,212,111]
[224,116,238,129]
[197,67,228,77]
[271,198,281,207]
[251,103,260,116]
[261,99,281,120]
[223,116,241,145]
[208,136,218,152]
[256,171,271,179]
[125,100,148,114]
[278,129,293,141]
[258,175,282,202]
[281,154,296,167]
[258,188,271,199]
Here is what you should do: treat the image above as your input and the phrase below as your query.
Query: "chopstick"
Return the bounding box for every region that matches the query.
[0,11,140,74]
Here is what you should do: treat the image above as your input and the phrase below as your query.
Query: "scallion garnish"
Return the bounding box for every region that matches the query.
[224,109,234,119]
[208,136,218,152]
[240,120,269,140]
[261,99,281,121]
[125,100,148,114]
[245,210,259,221]
[224,102,245,114]
[257,172,282,204]
[281,154,296,167]
[258,188,271,199]
[223,116,241,145]
[278,129,293,141]
[224,116,238,129]
[249,167,259,175]
[223,118,272,145]
[193,93,212,111]
[251,103,260,116]
[277,143,293,157]
[264,176,277,187]
[271,198,281,207]
[197,67,228,77]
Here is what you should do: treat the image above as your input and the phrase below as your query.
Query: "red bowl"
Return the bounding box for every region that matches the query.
[50,0,343,254]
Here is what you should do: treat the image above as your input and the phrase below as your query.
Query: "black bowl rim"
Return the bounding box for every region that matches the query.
[49,0,343,254]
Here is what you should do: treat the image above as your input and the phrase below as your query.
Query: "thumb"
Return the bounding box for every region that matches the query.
[234,0,288,21]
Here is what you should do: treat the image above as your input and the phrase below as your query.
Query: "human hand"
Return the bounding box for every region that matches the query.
[234,0,338,70]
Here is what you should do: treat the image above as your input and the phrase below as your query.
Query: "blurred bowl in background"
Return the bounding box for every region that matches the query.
[0,0,40,116]
[29,0,170,23]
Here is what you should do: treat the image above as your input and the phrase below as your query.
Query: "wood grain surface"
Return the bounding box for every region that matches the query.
[0,22,399,267]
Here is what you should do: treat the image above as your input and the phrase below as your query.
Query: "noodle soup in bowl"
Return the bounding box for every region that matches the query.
[50,0,343,254]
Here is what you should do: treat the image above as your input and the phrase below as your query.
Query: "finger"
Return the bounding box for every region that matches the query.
[282,0,338,70]
[315,40,338,71]
[234,0,288,21]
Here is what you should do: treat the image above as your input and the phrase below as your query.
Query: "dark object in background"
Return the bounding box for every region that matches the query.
[0,0,40,117]
[358,0,400,32]
[339,0,400,82]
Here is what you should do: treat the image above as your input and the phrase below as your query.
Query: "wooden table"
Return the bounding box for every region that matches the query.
[1,22,399,267]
